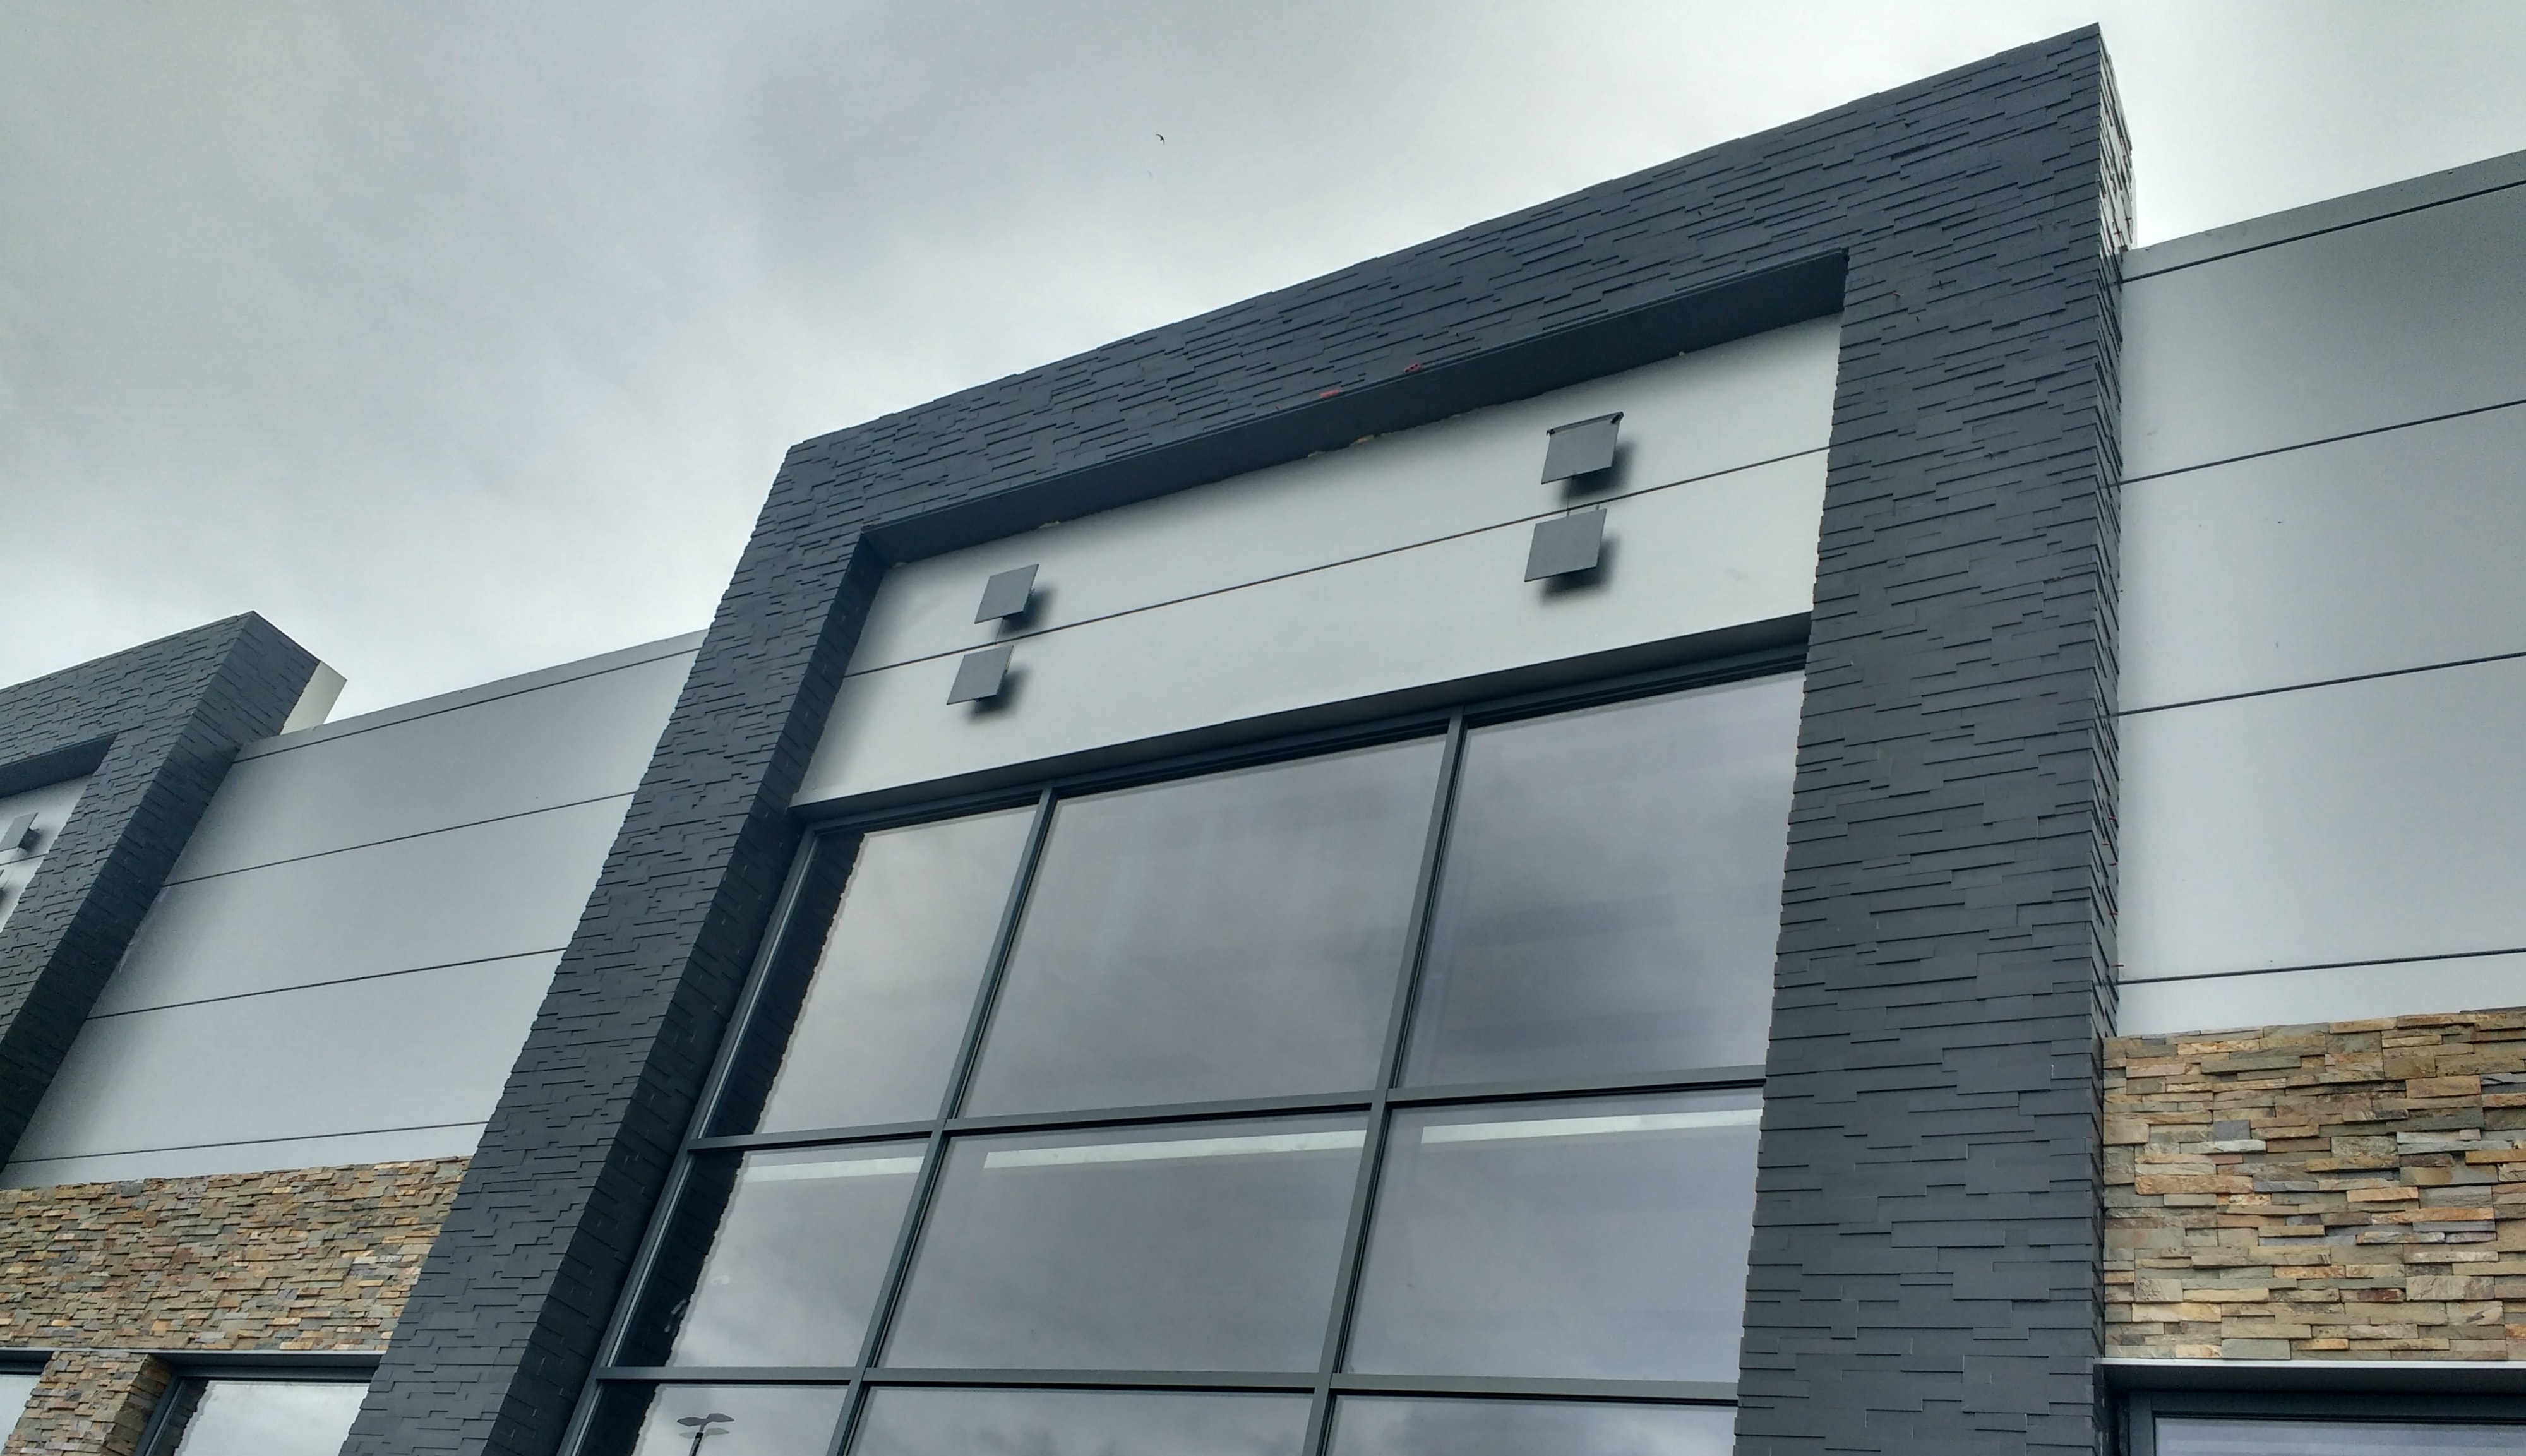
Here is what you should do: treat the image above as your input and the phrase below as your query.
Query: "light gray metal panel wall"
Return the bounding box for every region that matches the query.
[0,637,695,1185]
[2117,164,2526,1035]
[847,318,1839,676]
[3,953,556,1184]
[2121,179,2526,480]
[0,777,87,936]
[2119,659,2526,988]
[175,639,697,877]
[95,796,630,1014]
[2121,402,2526,711]
[802,451,1826,804]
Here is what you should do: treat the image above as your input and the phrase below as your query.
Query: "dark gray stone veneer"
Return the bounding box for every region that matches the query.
[349,28,2127,1455]
[0,616,320,1163]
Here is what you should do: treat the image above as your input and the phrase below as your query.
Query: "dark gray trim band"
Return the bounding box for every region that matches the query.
[350,28,2126,1456]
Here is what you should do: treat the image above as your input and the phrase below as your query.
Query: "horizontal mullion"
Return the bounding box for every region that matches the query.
[1385,1065,1766,1107]
[1328,1374,1737,1404]
[597,1366,859,1383]
[594,1367,1737,1404]
[684,1068,1769,1154]
[690,1121,937,1154]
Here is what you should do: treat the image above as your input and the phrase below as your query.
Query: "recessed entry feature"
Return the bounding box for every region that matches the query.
[1524,510,1607,582]
[1540,412,1622,484]
[1,813,36,857]
[974,563,1039,623]
[948,644,1014,705]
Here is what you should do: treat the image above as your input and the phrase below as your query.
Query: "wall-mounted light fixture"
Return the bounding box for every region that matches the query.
[1,814,35,856]
[974,564,1039,623]
[1525,509,1607,581]
[948,644,1015,705]
[1540,412,1622,484]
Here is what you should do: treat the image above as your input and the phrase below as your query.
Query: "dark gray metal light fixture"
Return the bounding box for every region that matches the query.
[974,564,1039,623]
[1,813,34,856]
[948,644,1015,704]
[1525,509,1607,581]
[1540,412,1622,484]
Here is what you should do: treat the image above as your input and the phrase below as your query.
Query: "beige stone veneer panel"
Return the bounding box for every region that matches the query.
[2105,1010,2526,1361]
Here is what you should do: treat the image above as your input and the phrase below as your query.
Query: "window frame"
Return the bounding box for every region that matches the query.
[567,641,1804,1456]
[131,1356,378,1456]
[2122,1388,2526,1456]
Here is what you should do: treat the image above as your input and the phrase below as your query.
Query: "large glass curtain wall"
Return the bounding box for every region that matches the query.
[584,669,1804,1456]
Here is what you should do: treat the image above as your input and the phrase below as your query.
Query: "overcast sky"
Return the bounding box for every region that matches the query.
[7,2,2525,716]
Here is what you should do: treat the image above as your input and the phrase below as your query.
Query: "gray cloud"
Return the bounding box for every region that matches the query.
[6,1,2524,713]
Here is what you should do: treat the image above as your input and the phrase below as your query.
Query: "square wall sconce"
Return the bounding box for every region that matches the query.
[975,564,1039,623]
[1540,412,1622,484]
[1,813,34,856]
[1524,509,1607,581]
[948,644,1015,705]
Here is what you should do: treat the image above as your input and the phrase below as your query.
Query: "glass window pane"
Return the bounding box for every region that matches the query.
[758,808,1036,1133]
[1329,1396,1735,1456]
[853,1387,1309,1456]
[164,1381,365,1456]
[883,1113,1368,1371]
[1406,677,1801,1086]
[623,1385,847,1456]
[2157,1417,2526,1455]
[1346,1089,1761,1381]
[642,1141,926,1368]
[962,739,1444,1116]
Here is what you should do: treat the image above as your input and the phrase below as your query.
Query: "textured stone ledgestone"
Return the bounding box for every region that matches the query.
[0,1160,466,1456]
[2105,1009,2526,1362]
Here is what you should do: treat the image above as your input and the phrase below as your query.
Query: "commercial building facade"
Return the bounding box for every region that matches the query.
[1,27,2523,1455]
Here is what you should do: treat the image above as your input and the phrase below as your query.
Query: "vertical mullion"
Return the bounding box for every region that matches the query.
[837,786,1061,1443]
[1303,715,1470,1456]
[556,828,850,1456]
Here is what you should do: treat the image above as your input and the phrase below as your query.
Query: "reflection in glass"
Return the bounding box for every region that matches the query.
[623,1385,847,1456]
[0,1373,33,1440]
[163,1381,366,1456]
[1346,1090,1762,1381]
[963,739,1444,1114]
[758,808,1036,1132]
[884,1114,1368,1371]
[663,1142,926,1367]
[853,1387,1309,1456]
[2156,1417,2526,1455]
[1406,677,1800,1085]
[1328,1396,1735,1456]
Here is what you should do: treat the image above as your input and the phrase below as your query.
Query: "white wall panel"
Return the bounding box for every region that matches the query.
[2119,953,2526,1039]
[2118,657,2526,983]
[2122,403,2526,710]
[2,1125,484,1188]
[174,642,693,878]
[2121,181,2526,479]
[803,453,1824,806]
[95,796,626,1015]
[849,319,1838,676]
[5,953,554,1176]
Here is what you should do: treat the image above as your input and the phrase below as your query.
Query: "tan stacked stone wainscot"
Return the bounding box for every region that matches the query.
[0,1158,465,1455]
[2105,1009,2526,1361]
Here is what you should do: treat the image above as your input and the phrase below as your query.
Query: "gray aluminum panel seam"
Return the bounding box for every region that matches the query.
[231,631,703,762]
[2117,393,2526,488]
[349,30,2124,1456]
[838,443,1829,681]
[0,616,320,1164]
[159,789,635,888]
[2122,145,2526,281]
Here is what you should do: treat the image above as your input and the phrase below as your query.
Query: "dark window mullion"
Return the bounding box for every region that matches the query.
[830,787,1060,1452]
[577,828,847,1394]
[1303,712,1468,1456]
